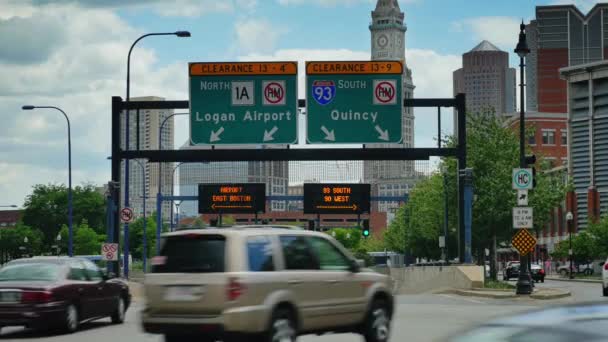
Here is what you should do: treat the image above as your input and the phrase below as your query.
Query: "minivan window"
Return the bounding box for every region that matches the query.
[309,237,351,271]
[279,236,319,270]
[152,234,225,273]
[247,236,275,272]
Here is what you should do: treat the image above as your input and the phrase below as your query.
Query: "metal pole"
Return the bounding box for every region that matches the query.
[111,97,121,276]
[156,193,162,255]
[516,54,532,295]
[443,173,449,260]
[569,220,574,279]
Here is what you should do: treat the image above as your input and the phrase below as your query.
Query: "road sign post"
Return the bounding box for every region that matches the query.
[512,168,533,190]
[513,207,533,229]
[120,207,134,223]
[101,243,119,261]
[306,61,403,144]
[517,189,529,206]
[189,62,298,145]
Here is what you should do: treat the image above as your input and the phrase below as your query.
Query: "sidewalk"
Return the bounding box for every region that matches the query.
[442,287,571,300]
[546,276,602,284]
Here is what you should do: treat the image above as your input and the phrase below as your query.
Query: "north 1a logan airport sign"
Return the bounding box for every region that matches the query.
[189,62,298,145]
[303,183,371,215]
[198,183,266,214]
[306,61,403,144]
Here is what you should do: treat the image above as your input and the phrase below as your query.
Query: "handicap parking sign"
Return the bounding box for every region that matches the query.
[312,80,336,106]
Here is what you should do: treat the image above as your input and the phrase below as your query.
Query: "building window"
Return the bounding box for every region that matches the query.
[542,130,555,145]
[528,134,536,145]
[561,130,567,146]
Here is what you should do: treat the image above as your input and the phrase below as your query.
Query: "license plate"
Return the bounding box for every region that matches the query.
[164,286,204,302]
[0,292,20,303]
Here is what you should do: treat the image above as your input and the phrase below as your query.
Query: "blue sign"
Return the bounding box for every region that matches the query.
[312,80,336,106]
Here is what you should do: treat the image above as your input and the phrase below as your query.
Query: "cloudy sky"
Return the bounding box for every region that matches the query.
[0,0,595,207]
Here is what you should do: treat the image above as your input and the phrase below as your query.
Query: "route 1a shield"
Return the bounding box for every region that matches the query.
[312,80,336,106]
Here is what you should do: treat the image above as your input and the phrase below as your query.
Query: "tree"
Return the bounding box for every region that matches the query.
[59,221,104,256]
[382,113,567,278]
[128,216,158,259]
[192,217,206,229]
[0,224,44,260]
[21,183,106,246]
[326,228,362,250]
[551,232,600,264]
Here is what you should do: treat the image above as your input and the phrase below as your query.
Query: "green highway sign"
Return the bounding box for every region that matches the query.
[189,62,298,145]
[306,61,403,144]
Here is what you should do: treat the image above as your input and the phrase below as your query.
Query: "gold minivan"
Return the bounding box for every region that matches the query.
[141,226,393,342]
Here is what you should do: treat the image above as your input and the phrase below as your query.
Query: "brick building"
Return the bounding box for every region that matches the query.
[0,210,21,229]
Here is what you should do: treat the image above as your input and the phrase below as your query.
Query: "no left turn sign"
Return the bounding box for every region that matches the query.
[120,207,134,223]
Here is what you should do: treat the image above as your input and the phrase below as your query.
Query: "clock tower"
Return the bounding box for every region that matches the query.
[366,0,417,213]
[369,0,414,148]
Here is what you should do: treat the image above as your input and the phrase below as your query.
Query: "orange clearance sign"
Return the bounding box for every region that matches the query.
[190,62,297,76]
[306,61,403,75]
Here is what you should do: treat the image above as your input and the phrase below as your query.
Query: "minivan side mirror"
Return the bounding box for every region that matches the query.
[349,259,361,273]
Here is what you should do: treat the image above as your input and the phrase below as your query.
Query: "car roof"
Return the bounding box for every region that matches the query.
[6,256,91,265]
[163,225,328,239]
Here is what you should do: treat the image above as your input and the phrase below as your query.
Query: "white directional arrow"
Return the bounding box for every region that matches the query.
[210,127,224,143]
[321,126,335,141]
[263,126,279,142]
[375,125,389,141]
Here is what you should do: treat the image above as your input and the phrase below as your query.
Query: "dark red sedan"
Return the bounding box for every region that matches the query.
[0,256,131,334]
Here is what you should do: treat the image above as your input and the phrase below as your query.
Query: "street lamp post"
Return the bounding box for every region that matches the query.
[157,113,189,235]
[566,212,574,280]
[125,31,190,277]
[22,105,73,257]
[170,163,186,231]
[132,159,148,273]
[514,21,532,295]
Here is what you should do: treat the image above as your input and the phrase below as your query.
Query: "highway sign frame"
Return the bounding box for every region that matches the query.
[513,207,533,229]
[306,61,403,144]
[512,168,533,190]
[189,62,298,145]
[303,183,371,214]
[198,183,266,214]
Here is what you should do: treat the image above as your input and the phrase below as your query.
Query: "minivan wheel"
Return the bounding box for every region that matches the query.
[111,297,126,324]
[63,304,79,333]
[362,299,391,342]
[266,308,297,342]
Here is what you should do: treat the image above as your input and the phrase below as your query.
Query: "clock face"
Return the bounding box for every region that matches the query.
[377,34,388,49]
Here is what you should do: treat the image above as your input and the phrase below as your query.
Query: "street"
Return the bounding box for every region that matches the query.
[2,279,603,342]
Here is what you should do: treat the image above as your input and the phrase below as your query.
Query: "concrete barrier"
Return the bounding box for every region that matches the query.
[375,265,485,294]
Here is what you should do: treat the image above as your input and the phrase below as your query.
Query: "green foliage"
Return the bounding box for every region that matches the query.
[326,228,362,250]
[382,113,567,263]
[191,217,206,229]
[128,216,158,259]
[21,183,106,246]
[551,232,600,263]
[222,215,236,226]
[59,221,105,256]
[484,280,515,289]
[0,224,44,258]
[551,216,608,262]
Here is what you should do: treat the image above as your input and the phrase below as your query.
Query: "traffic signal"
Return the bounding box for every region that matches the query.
[362,219,370,238]
[308,220,315,231]
[525,155,537,188]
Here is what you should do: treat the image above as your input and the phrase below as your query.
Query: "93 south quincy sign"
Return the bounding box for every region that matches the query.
[306,61,403,144]
[189,62,298,145]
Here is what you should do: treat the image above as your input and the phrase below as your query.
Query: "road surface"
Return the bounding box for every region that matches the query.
[1,279,605,342]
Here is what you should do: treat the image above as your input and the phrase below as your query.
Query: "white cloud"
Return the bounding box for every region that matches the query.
[4,0,257,18]
[451,16,521,50]
[277,0,419,7]
[234,19,288,54]
[0,4,191,206]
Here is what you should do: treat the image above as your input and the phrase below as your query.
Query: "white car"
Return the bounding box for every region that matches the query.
[603,257,608,296]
